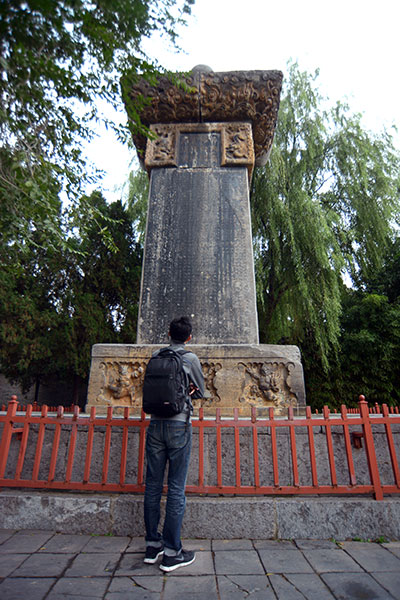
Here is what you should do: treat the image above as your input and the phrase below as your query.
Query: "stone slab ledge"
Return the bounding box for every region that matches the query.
[0,491,399,540]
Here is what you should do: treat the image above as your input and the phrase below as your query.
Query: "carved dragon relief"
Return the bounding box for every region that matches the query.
[238,361,298,409]
[96,361,146,407]
[191,362,222,409]
[145,124,177,168]
[221,123,254,179]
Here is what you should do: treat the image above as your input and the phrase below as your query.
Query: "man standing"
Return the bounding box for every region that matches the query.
[143,316,204,572]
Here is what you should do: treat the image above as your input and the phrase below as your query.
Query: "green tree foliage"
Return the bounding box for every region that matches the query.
[251,62,400,371]
[126,167,149,244]
[306,254,400,410]
[0,0,194,257]
[0,192,142,404]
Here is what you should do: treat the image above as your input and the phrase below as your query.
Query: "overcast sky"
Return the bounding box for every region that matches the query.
[86,0,400,201]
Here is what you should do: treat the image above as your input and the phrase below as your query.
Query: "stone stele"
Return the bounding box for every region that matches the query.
[87,66,306,415]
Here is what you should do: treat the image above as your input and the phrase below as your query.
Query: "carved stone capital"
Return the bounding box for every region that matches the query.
[123,67,282,167]
[145,122,255,180]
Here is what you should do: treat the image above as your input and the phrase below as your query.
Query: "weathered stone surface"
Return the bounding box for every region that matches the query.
[163,574,218,600]
[1,493,400,540]
[257,548,314,574]
[321,573,395,600]
[0,491,112,534]
[275,497,400,540]
[182,497,277,539]
[217,575,276,600]
[87,343,305,414]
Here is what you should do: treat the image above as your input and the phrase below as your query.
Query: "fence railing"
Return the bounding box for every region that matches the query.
[1,396,399,500]
[0,401,77,413]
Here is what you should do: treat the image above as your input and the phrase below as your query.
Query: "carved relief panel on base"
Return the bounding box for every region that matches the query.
[88,345,305,415]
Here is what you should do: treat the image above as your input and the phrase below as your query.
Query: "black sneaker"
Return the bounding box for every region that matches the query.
[144,544,164,564]
[160,549,196,572]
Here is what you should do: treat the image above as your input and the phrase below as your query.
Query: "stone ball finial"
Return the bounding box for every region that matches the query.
[192,64,213,74]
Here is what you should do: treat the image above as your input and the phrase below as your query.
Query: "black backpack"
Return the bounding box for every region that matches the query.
[142,348,190,417]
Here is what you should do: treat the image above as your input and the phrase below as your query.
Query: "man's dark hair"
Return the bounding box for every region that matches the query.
[169,316,192,342]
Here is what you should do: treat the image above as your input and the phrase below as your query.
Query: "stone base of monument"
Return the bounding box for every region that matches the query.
[87,344,306,415]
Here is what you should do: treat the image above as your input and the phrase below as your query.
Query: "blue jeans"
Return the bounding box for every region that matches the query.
[144,420,192,552]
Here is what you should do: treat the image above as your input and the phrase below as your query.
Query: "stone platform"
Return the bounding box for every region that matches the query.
[0,492,399,540]
[87,344,305,415]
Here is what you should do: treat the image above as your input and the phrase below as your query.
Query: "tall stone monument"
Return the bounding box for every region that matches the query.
[87,66,306,414]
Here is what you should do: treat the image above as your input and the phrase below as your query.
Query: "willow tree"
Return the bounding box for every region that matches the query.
[251,62,400,369]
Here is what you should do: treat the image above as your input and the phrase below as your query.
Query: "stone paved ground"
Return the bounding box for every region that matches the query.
[0,530,400,599]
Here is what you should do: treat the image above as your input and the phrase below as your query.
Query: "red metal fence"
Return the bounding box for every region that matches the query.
[1,396,399,500]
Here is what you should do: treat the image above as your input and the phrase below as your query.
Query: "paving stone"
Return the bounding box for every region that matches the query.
[212,539,254,551]
[0,529,16,535]
[163,575,218,600]
[115,552,162,576]
[182,538,212,551]
[125,537,143,552]
[341,541,400,571]
[217,574,275,599]
[371,572,400,600]
[321,572,394,599]
[82,535,130,553]
[382,542,400,558]
[294,539,340,550]
[257,548,313,574]
[214,550,264,575]
[38,533,92,553]
[285,574,336,599]
[108,575,163,593]
[47,576,111,599]
[106,590,161,600]
[0,577,56,600]
[0,531,16,546]
[268,574,307,599]
[0,553,30,577]
[253,540,296,550]
[0,530,54,553]
[11,552,75,577]
[302,548,363,573]
[65,552,120,577]
[164,551,214,576]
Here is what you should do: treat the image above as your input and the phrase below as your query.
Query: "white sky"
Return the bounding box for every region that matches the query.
[86,0,400,201]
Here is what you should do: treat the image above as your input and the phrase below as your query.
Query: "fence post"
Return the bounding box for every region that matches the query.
[359,395,383,500]
[0,396,18,478]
